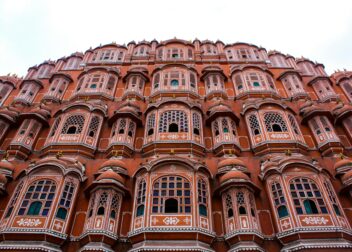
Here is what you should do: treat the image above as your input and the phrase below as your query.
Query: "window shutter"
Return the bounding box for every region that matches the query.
[0,85,10,100]
[188,48,193,59]
[154,73,160,85]
[157,49,163,59]
[180,49,184,59]
[167,49,171,59]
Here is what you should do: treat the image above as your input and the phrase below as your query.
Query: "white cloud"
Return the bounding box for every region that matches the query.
[0,0,351,75]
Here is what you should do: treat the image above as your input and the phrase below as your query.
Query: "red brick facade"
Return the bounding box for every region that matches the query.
[0,38,352,251]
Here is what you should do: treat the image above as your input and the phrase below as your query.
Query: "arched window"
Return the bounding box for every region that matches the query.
[55,182,75,220]
[110,193,120,219]
[118,119,126,134]
[5,181,24,218]
[97,192,108,216]
[128,121,136,137]
[147,113,155,136]
[0,83,12,105]
[222,118,229,133]
[49,117,61,137]
[18,180,56,216]
[136,179,146,217]
[87,116,100,138]
[323,181,342,216]
[159,111,188,133]
[198,179,208,217]
[225,194,234,218]
[153,73,160,89]
[271,182,289,218]
[341,82,352,101]
[264,113,288,132]
[152,176,191,214]
[192,113,201,136]
[61,115,85,134]
[87,193,96,219]
[248,114,261,136]
[288,114,300,135]
[290,177,327,215]
[236,192,247,215]
[213,121,220,136]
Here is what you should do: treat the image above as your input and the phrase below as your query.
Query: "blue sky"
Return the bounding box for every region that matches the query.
[0,0,351,76]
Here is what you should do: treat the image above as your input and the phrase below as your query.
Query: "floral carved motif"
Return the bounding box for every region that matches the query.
[163,217,180,225]
[302,216,329,225]
[16,218,42,227]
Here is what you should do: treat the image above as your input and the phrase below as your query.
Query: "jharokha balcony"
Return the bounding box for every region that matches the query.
[242,99,308,155]
[106,102,142,158]
[142,100,205,156]
[205,103,241,156]
[300,100,343,156]
[41,100,108,158]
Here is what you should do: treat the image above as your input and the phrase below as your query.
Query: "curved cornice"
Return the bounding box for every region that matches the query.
[276,70,303,81]
[224,42,264,51]
[19,79,44,89]
[145,98,202,114]
[54,100,108,117]
[230,64,273,77]
[259,155,330,180]
[241,98,296,115]
[91,43,127,51]
[307,76,333,86]
[49,73,74,83]
[151,64,198,76]
[122,67,150,82]
[200,66,227,81]
[157,38,194,48]
[25,157,86,182]
[77,66,120,80]
[133,155,211,178]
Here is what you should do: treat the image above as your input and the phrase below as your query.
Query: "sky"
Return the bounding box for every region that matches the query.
[0,0,351,77]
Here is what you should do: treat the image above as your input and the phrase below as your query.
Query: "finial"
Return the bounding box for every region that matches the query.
[56,151,63,159]
[3,151,9,161]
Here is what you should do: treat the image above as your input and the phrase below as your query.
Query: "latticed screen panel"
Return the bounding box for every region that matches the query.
[192,113,201,131]
[61,115,85,134]
[87,116,100,137]
[158,110,189,133]
[290,177,327,215]
[248,114,261,135]
[147,114,155,131]
[263,113,288,132]
[18,180,57,216]
[152,176,191,214]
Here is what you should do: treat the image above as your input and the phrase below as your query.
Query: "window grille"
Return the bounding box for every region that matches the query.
[289,177,327,215]
[56,182,75,220]
[159,110,188,133]
[87,116,100,137]
[271,182,289,218]
[61,115,85,134]
[264,113,288,132]
[198,179,208,216]
[248,114,261,135]
[18,180,56,216]
[152,176,191,214]
[136,179,146,217]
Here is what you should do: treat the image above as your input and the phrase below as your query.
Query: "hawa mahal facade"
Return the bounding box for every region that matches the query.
[0,38,352,252]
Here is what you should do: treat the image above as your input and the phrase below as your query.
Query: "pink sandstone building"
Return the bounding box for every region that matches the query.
[0,38,351,251]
